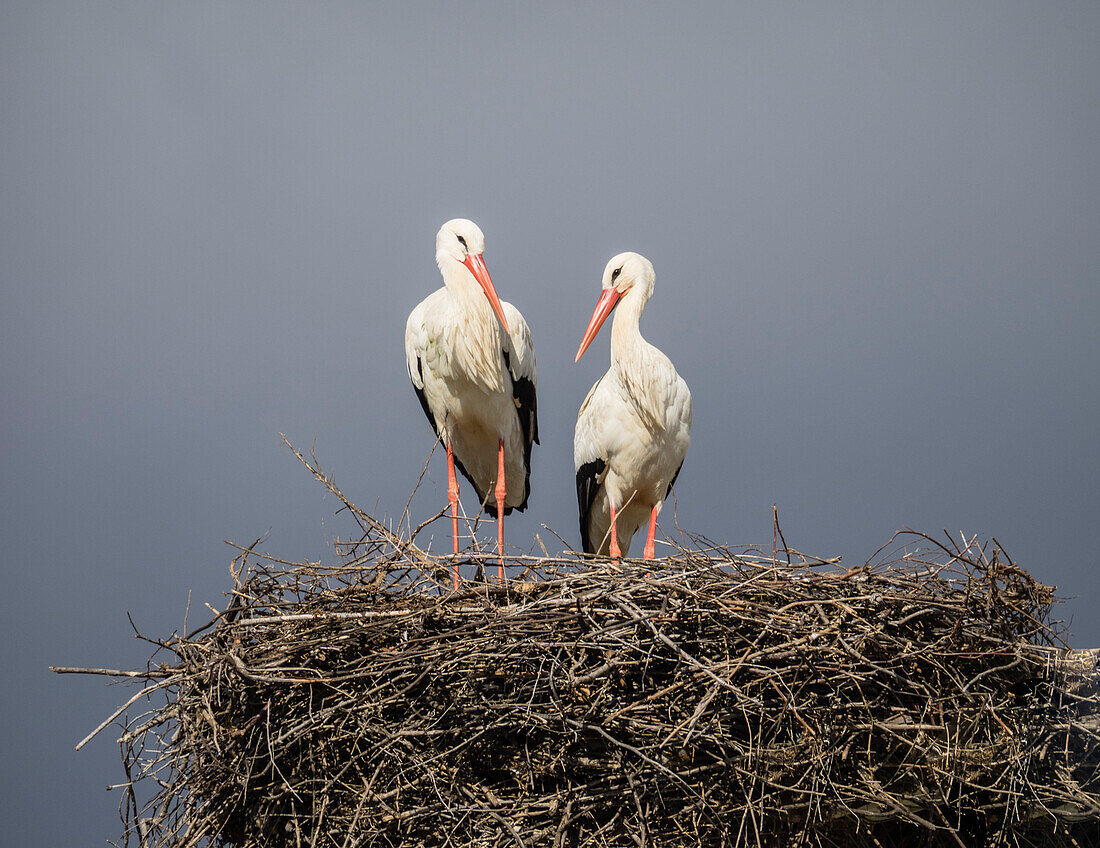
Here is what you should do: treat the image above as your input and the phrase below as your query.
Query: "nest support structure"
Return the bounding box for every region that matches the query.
[65,452,1100,848]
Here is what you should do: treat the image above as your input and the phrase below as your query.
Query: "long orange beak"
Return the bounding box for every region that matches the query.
[462,253,510,333]
[575,287,622,362]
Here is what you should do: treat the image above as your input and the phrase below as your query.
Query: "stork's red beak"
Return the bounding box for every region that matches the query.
[575,287,622,362]
[462,253,510,333]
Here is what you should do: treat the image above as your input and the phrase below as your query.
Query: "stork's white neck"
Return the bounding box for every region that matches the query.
[433,252,508,393]
[608,284,673,431]
[438,255,493,321]
[610,285,652,366]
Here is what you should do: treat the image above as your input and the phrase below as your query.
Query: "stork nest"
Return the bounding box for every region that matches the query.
[69,445,1100,848]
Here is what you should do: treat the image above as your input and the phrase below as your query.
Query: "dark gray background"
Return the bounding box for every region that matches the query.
[3,3,1097,843]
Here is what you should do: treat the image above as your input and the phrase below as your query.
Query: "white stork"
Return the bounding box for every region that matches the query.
[574,252,691,559]
[405,219,538,587]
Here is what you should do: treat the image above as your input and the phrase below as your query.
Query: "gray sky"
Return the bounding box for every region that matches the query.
[3,2,1098,843]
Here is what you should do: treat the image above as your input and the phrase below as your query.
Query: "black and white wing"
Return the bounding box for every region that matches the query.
[405,292,442,435]
[573,375,608,554]
[501,300,538,511]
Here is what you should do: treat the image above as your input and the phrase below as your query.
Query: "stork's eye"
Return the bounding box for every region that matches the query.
[457,235,468,251]
[611,267,622,282]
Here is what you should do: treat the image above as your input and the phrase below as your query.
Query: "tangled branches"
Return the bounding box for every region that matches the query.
[59,448,1099,847]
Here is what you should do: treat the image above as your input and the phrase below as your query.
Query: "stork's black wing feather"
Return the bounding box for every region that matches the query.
[502,349,538,513]
[666,460,684,499]
[576,457,606,555]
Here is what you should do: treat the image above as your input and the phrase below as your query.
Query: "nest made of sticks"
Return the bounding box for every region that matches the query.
[65,446,1100,848]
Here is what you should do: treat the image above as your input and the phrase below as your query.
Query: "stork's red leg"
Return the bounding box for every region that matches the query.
[495,438,506,585]
[643,504,659,560]
[446,440,460,590]
[608,501,621,560]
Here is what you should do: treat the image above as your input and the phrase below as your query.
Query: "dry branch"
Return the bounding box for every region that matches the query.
[57,451,1099,848]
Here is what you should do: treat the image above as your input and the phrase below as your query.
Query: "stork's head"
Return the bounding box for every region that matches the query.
[435,218,509,332]
[575,252,655,362]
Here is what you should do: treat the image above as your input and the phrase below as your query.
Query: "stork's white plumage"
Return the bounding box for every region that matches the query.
[405,219,538,586]
[574,252,691,559]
